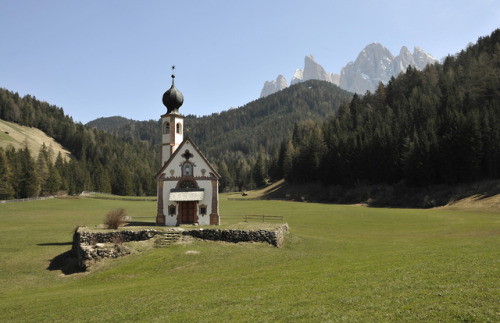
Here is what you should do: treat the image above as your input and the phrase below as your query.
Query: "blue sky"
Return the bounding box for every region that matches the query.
[0,0,499,124]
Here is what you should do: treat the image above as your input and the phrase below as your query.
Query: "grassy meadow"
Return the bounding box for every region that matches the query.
[0,195,499,322]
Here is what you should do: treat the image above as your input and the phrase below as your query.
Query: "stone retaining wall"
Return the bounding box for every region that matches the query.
[72,224,289,270]
[74,228,162,245]
[72,228,163,270]
[183,224,289,248]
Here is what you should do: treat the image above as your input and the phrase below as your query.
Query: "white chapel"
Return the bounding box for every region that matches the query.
[155,69,220,226]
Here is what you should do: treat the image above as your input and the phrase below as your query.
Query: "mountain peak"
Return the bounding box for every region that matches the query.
[260,74,289,98]
[305,54,316,61]
[400,46,411,55]
[413,46,437,69]
[259,43,437,97]
[290,69,304,85]
[341,44,436,93]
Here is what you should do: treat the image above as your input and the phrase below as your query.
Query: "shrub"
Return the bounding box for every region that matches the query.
[104,208,127,229]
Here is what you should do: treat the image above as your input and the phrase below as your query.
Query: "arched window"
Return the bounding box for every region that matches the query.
[179,180,196,189]
[176,123,182,134]
[163,121,170,134]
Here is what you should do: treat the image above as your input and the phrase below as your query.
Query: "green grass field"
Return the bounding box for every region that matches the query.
[0,196,498,322]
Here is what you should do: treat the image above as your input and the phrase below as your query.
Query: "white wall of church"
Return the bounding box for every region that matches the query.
[164,202,178,226]
[197,180,215,225]
[174,118,183,147]
[161,115,184,166]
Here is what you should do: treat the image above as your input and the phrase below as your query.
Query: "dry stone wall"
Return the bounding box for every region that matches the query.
[72,228,163,270]
[72,224,289,270]
[183,224,289,248]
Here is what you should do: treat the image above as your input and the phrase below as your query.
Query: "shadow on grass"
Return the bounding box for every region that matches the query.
[475,185,500,200]
[47,250,84,275]
[125,221,156,227]
[37,242,72,246]
[260,179,500,208]
[262,180,286,196]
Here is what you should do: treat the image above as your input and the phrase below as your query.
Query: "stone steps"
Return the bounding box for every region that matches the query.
[154,230,183,247]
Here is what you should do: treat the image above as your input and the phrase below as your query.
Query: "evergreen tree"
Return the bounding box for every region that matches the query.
[46,164,62,194]
[267,146,281,181]
[217,161,233,192]
[36,143,50,194]
[54,152,68,192]
[0,148,15,200]
[282,139,295,182]
[93,162,112,193]
[18,146,38,198]
[233,158,252,191]
[252,151,267,187]
[112,164,134,196]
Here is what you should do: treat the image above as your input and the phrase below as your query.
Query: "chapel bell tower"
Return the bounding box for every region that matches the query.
[156,66,220,227]
[161,66,184,165]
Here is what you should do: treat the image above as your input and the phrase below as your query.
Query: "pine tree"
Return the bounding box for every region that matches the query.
[36,143,50,195]
[252,151,267,187]
[46,164,62,194]
[217,161,233,192]
[268,146,281,181]
[112,164,134,196]
[18,146,38,198]
[0,148,15,200]
[93,163,112,193]
[283,139,295,182]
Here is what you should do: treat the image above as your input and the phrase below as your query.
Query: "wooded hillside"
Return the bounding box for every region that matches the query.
[0,90,158,199]
[284,29,500,188]
[1,29,499,199]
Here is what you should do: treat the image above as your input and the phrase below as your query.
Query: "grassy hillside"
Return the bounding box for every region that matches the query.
[0,118,70,161]
[0,197,498,321]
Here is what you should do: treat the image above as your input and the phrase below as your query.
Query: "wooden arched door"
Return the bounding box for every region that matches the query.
[180,201,196,224]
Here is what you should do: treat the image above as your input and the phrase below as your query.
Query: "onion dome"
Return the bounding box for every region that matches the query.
[162,68,184,114]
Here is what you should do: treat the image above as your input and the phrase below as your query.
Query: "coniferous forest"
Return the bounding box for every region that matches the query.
[0,94,158,199]
[285,30,500,187]
[1,29,499,202]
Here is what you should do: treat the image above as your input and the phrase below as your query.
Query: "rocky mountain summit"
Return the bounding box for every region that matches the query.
[260,43,437,98]
[290,55,340,86]
[340,43,437,94]
[260,74,288,98]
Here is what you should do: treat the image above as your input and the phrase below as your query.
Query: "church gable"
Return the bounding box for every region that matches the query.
[156,137,219,180]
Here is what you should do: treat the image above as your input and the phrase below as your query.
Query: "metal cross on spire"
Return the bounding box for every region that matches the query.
[171,65,176,84]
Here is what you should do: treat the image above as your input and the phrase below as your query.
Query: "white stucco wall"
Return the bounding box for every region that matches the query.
[196,180,215,225]
[161,114,184,166]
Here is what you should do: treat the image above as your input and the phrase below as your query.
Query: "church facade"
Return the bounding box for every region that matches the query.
[155,71,220,226]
